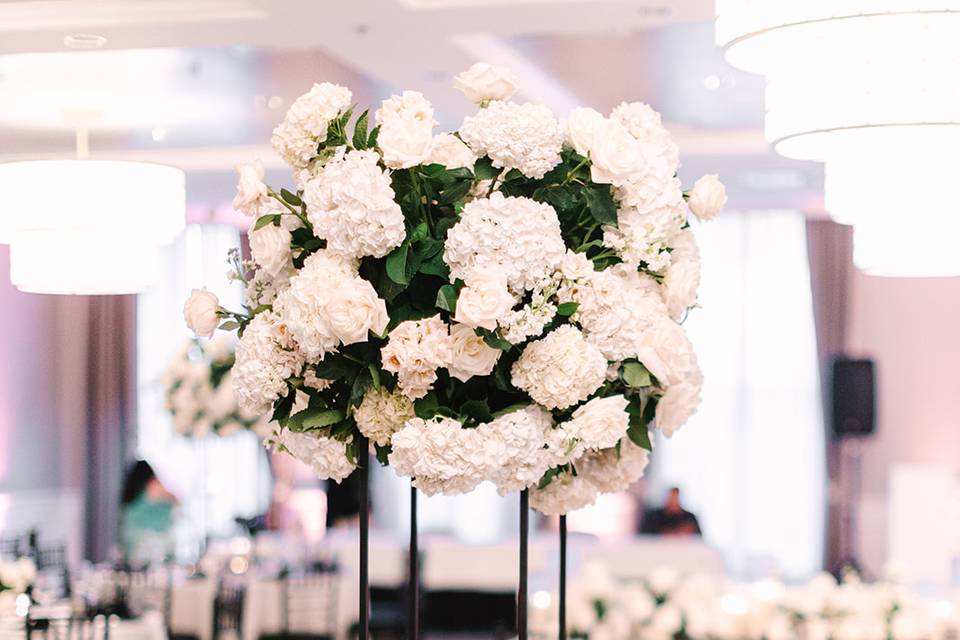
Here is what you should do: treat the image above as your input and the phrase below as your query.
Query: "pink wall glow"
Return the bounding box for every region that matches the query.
[846,272,960,573]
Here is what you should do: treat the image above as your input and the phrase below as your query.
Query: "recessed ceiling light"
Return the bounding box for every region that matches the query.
[63,34,107,50]
[151,126,167,142]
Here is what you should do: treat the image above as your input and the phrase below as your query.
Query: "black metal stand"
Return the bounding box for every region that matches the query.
[358,436,370,640]
[559,515,567,640]
[518,489,529,640]
[408,484,419,640]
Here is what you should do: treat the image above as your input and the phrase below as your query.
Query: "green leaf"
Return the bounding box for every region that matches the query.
[271,391,296,426]
[374,443,392,466]
[295,408,345,431]
[314,355,360,380]
[409,222,430,244]
[385,243,410,285]
[533,186,579,219]
[419,253,450,279]
[367,125,380,149]
[368,364,381,390]
[621,362,652,389]
[352,110,369,149]
[473,156,500,181]
[477,327,512,351]
[435,284,459,313]
[350,369,372,407]
[584,185,618,225]
[439,180,473,206]
[414,393,440,419]
[491,403,527,419]
[254,214,281,230]
[280,189,302,207]
[218,320,241,331]
[459,399,493,424]
[627,414,653,451]
[556,302,579,317]
[251,304,273,315]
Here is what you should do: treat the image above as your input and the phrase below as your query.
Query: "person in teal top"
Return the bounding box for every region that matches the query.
[119,461,177,566]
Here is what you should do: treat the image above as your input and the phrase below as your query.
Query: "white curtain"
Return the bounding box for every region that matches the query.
[649,209,826,580]
[137,224,271,558]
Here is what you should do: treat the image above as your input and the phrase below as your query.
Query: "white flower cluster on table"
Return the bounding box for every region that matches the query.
[0,557,36,613]
[183,62,726,508]
[162,335,270,438]
[531,565,960,640]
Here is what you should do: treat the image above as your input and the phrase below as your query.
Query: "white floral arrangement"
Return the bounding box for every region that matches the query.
[183,62,726,511]
[162,336,269,438]
[531,566,956,640]
[0,557,36,614]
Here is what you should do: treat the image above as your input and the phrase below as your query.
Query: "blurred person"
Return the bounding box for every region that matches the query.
[119,460,178,565]
[640,487,701,536]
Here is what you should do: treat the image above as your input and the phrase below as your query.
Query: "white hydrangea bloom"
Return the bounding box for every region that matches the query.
[568,268,666,362]
[610,101,680,174]
[561,394,630,451]
[233,311,305,415]
[388,416,492,496]
[444,193,565,292]
[529,471,598,516]
[380,315,452,400]
[303,149,406,259]
[459,101,564,179]
[576,437,651,493]
[498,298,557,345]
[476,405,555,495]
[511,325,606,410]
[268,428,356,482]
[661,228,701,320]
[354,387,415,447]
[428,132,476,170]
[271,82,352,169]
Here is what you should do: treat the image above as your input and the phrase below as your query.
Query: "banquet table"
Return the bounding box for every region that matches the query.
[241,531,724,639]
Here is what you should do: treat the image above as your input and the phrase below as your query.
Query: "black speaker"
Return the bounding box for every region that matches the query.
[831,357,876,437]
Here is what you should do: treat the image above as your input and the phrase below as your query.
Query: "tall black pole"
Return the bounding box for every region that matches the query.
[518,489,529,640]
[408,484,419,640]
[358,436,370,640]
[559,515,567,640]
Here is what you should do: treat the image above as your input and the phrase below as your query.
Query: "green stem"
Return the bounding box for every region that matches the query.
[562,158,589,186]
[486,168,503,197]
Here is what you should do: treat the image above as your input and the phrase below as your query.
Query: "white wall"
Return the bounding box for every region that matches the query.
[846,272,960,576]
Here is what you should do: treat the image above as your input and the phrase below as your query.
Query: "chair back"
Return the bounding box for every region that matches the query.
[280,562,339,638]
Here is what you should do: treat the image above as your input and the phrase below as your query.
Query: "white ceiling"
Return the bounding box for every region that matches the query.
[0,0,825,216]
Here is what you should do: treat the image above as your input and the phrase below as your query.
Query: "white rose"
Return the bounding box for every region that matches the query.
[687,174,726,221]
[447,323,501,381]
[565,394,630,450]
[183,288,220,338]
[454,268,516,330]
[232,161,268,216]
[453,62,520,105]
[589,119,646,186]
[656,380,702,437]
[248,222,292,277]
[559,250,595,281]
[565,107,606,157]
[661,229,701,320]
[428,133,476,170]
[376,91,436,169]
[324,277,389,345]
[378,118,434,169]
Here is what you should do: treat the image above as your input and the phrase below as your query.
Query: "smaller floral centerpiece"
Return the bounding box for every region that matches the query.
[162,336,269,438]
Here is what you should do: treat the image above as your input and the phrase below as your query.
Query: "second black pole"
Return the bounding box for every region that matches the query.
[358,436,370,640]
[559,514,567,640]
[408,484,419,640]
[518,489,529,640]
